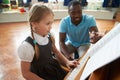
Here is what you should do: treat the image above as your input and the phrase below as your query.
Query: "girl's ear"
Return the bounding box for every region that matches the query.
[31,22,37,31]
[31,22,36,27]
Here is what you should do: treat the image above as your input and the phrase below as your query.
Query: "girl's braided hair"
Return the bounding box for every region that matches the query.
[28,3,54,59]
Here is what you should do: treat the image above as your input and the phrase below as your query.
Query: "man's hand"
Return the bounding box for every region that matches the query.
[90,31,104,44]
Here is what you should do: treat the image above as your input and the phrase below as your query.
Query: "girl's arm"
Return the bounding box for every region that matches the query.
[21,61,44,80]
[52,44,69,66]
[52,40,78,68]
[51,35,68,66]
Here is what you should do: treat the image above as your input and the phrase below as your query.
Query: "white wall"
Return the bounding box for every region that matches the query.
[0,1,115,23]
[0,9,114,23]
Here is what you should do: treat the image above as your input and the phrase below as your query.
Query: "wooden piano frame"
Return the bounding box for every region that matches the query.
[64,56,120,80]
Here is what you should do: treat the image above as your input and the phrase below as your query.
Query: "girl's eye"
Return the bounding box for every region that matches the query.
[46,22,53,25]
[47,22,50,25]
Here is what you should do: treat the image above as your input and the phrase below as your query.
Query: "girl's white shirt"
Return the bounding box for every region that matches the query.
[18,32,49,62]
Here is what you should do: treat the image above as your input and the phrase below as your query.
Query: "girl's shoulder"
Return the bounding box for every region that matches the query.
[18,37,35,62]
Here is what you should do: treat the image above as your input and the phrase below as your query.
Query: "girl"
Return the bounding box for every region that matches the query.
[18,3,78,80]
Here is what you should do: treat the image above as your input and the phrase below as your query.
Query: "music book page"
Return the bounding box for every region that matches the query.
[80,23,120,80]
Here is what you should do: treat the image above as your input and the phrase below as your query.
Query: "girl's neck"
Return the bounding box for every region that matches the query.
[34,32,46,37]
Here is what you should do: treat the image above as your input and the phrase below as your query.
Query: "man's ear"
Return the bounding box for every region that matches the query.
[68,10,70,15]
[113,12,117,19]
[113,15,116,19]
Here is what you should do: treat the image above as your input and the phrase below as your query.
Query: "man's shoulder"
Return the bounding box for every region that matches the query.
[83,14,94,18]
[62,16,70,21]
[60,16,71,24]
[83,14,94,21]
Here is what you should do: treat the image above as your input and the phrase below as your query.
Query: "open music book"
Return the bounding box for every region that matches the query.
[65,23,120,80]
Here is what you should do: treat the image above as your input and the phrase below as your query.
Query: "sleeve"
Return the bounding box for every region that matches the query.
[18,41,35,62]
[59,18,68,33]
[88,16,97,28]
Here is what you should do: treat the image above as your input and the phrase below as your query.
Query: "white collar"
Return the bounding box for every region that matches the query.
[33,32,49,45]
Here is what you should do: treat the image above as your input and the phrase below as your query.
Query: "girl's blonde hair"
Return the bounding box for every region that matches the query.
[29,3,53,22]
[28,3,54,59]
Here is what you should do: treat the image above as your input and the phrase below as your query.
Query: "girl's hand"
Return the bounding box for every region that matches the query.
[66,60,79,69]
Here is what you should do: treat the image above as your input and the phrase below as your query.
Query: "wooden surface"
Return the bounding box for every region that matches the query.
[0,20,115,80]
[89,58,120,80]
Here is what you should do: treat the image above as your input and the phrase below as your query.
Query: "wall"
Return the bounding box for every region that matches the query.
[0,9,114,23]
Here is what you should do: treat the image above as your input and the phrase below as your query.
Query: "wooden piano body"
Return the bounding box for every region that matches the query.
[89,58,120,80]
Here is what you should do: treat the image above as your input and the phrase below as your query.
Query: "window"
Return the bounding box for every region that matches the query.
[49,0,63,2]
[87,0,103,2]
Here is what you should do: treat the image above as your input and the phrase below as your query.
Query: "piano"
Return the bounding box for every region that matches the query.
[64,23,120,80]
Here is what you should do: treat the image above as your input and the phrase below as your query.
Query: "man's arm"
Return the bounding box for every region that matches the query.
[59,33,71,59]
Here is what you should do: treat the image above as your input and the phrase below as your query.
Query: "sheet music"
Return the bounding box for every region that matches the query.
[80,23,120,80]
[66,23,120,80]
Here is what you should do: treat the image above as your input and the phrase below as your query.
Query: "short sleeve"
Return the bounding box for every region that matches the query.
[88,16,97,28]
[59,18,68,33]
[18,41,35,62]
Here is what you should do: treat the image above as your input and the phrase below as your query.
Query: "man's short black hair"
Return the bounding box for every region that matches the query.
[68,0,81,9]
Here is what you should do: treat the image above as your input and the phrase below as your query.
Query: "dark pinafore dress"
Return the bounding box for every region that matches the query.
[25,36,67,80]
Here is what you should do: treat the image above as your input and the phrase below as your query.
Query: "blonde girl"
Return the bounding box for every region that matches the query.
[18,3,78,80]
